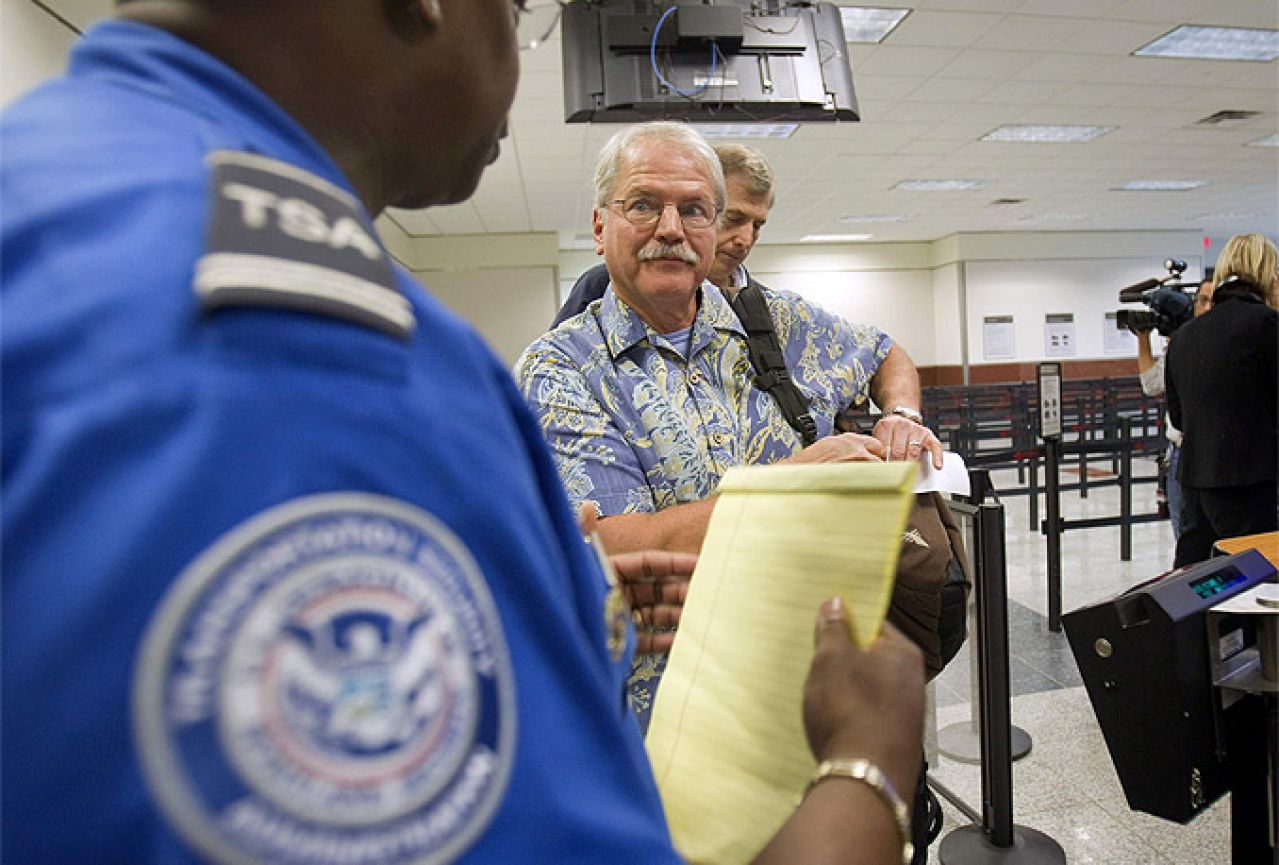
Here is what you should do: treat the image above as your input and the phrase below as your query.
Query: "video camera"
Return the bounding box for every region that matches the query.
[1114,259,1196,337]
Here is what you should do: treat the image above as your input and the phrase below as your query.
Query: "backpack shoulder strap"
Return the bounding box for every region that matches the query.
[729,278,819,446]
[552,263,610,327]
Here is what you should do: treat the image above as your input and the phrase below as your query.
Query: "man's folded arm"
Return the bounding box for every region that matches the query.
[596,499,717,556]
[868,343,922,418]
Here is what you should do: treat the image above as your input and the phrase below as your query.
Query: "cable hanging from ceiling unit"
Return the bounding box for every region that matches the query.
[650,5,719,98]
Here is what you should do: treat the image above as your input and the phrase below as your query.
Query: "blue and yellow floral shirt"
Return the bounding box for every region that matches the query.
[514,279,891,726]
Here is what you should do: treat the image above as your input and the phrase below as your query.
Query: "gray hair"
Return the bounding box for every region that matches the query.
[592,122,726,216]
[713,143,775,206]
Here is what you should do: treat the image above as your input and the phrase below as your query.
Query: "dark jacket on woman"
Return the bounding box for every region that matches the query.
[1167,279,1278,490]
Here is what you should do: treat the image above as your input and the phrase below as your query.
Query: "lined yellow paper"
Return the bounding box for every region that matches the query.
[644,461,917,864]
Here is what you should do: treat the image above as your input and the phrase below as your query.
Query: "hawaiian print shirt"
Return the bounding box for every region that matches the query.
[515,279,891,728]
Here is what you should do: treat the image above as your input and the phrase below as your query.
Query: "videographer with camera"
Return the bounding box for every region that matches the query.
[1165,234,1279,567]
[1128,275,1214,539]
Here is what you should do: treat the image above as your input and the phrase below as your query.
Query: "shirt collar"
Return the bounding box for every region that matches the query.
[72,20,357,199]
[597,280,745,359]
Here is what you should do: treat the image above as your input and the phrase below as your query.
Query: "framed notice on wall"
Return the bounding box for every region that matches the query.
[983,315,1015,360]
[1103,312,1136,356]
[1044,313,1076,358]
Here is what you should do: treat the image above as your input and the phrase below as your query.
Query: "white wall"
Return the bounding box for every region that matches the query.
[547,233,1207,372]
[381,230,562,367]
[2,1,77,108]
[555,244,939,363]
[754,267,936,366]
[931,263,964,368]
[412,267,558,367]
[964,256,1202,363]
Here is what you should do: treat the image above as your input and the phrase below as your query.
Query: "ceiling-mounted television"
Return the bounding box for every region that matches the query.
[562,0,860,124]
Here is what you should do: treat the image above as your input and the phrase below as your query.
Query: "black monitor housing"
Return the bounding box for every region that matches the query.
[562,1,860,124]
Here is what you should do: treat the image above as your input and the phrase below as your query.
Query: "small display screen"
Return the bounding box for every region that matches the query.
[1189,568,1247,600]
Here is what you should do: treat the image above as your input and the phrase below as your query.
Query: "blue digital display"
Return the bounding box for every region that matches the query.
[1188,569,1247,600]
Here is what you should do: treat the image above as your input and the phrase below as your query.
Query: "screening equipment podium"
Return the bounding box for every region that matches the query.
[1063,549,1277,862]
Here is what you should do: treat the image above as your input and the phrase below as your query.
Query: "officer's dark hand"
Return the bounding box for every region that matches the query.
[802,598,924,797]
[610,549,695,654]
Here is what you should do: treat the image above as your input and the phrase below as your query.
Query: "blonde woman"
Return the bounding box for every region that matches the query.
[1166,234,1279,566]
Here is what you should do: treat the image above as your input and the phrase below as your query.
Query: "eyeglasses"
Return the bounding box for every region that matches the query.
[607,196,718,230]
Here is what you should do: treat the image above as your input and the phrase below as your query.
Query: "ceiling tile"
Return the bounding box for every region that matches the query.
[973,15,1094,51]
[853,74,930,102]
[880,9,1006,48]
[1016,52,1122,82]
[1103,0,1215,24]
[910,0,1024,12]
[938,49,1042,79]
[29,0,1270,246]
[883,100,970,123]
[1017,0,1126,17]
[858,45,964,77]
[904,76,999,103]
[382,209,439,238]
[1064,20,1176,55]
[976,79,1072,105]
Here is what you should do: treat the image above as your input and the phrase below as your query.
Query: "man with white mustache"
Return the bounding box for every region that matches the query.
[518,122,935,568]
[517,117,940,729]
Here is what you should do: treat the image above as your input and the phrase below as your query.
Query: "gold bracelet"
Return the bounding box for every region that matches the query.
[806,758,914,865]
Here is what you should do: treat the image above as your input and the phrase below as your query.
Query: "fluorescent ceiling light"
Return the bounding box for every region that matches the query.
[1134,25,1279,62]
[687,123,799,140]
[801,233,874,242]
[981,124,1114,143]
[893,179,985,192]
[839,7,910,43]
[839,213,910,223]
[1113,180,1207,192]
[1193,211,1258,222]
[1017,213,1090,223]
[1246,133,1279,148]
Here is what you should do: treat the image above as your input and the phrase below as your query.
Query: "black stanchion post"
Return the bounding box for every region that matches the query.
[1044,437,1063,633]
[1119,416,1132,562]
[1107,384,1120,476]
[1037,363,1064,635]
[968,468,991,506]
[1077,395,1089,499]
[978,503,1014,847]
[1028,450,1039,529]
[937,501,1065,865]
[936,470,1033,767]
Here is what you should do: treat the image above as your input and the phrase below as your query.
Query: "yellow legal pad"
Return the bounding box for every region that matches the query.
[644,461,918,864]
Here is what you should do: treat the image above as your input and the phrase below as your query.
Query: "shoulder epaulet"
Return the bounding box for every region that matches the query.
[194,150,414,339]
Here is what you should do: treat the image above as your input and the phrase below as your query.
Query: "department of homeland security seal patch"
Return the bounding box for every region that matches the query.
[134,494,516,865]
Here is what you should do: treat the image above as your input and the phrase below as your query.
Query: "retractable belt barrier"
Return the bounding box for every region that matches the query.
[936,478,1066,865]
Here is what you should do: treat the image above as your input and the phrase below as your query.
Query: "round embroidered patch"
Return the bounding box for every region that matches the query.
[134,494,516,865]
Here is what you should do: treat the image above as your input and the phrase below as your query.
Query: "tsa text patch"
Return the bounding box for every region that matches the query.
[196,151,414,338]
[133,494,515,865]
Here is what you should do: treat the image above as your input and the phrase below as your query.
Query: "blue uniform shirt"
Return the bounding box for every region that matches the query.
[2,21,680,865]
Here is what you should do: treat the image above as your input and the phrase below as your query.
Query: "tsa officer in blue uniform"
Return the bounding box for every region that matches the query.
[0,2,925,864]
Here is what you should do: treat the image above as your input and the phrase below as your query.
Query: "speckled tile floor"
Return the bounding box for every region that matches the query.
[921,462,1242,865]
